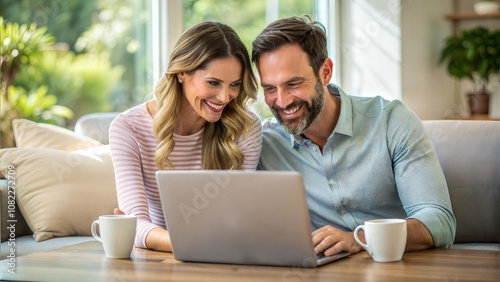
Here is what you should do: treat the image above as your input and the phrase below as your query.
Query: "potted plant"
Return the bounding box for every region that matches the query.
[439,26,500,115]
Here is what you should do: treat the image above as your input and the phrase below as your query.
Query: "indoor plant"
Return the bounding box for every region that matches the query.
[439,26,500,115]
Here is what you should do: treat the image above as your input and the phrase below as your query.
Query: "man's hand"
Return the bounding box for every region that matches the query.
[312,225,364,256]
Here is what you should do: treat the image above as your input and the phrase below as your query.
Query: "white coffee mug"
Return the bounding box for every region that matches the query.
[91,215,136,259]
[354,218,407,262]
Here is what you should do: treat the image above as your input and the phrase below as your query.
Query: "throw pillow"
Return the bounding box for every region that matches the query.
[12,119,102,150]
[0,146,117,242]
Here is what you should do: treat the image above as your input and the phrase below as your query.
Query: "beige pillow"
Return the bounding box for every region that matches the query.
[12,119,102,150]
[0,146,117,242]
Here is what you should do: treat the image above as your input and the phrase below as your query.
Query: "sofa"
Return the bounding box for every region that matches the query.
[0,113,119,260]
[0,116,499,260]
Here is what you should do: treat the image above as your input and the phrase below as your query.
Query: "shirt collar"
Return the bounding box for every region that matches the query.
[330,84,353,137]
[289,83,354,148]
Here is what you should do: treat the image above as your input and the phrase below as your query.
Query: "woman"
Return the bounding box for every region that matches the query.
[109,21,262,252]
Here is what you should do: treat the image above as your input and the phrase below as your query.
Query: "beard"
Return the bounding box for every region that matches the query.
[270,80,325,135]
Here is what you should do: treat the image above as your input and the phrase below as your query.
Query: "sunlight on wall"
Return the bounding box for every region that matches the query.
[339,0,401,101]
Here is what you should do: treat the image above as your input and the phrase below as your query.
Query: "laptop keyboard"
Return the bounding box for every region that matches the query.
[316,252,326,260]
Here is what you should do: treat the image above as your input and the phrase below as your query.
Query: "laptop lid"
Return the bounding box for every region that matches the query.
[156,170,349,267]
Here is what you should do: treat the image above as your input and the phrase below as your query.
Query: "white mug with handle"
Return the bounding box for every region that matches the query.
[354,218,407,262]
[91,215,136,259]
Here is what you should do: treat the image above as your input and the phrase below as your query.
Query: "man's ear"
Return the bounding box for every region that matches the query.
[320,58,334,85]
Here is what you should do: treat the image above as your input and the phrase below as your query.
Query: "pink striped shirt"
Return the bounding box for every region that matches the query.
[109,103,262,248]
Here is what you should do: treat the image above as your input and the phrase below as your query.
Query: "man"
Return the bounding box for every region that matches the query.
[252,15,456,257]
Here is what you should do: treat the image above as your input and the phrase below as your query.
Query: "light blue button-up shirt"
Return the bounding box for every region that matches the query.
[258,84,456,248]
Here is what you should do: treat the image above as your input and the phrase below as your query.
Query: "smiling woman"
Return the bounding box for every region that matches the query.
[108,20,263,253]
[177,56,243,125]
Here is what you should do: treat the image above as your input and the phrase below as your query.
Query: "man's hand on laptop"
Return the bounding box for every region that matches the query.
[312,225,364,256]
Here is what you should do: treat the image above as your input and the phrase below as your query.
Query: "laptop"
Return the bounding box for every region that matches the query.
[156,170,350,267]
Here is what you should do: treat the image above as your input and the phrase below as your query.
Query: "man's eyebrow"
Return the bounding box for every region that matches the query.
[261,76,305,88]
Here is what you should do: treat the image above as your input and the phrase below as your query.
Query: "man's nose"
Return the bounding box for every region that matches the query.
[275,89,292,109]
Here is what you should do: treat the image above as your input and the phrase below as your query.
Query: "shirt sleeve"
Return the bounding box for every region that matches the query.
[109,114,161,249]
[237,110,263,170]
[385,100,457,248]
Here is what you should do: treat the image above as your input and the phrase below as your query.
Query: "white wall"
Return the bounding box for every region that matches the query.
[401,0,455,120]
[340,0,402,101]
[338,0,499,119]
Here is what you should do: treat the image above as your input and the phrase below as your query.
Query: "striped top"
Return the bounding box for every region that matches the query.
[109,102,262,248]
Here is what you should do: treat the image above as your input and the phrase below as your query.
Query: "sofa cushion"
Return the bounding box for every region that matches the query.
[13,119,102,150]
[0,146,117,242]
[423,120,500,244]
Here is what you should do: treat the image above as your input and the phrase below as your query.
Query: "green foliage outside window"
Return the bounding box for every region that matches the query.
[1,0,317,129]
[13,51,124,120]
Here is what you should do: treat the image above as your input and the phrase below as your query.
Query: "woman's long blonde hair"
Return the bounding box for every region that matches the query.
[153,21,258,170]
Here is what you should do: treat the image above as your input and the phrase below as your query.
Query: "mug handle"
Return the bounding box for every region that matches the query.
[354,225,371,255]
[91,220,102,242]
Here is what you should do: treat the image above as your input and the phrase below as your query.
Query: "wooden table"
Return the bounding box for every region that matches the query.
[1,241,499,281]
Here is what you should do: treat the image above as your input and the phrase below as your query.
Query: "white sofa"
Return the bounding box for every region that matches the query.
[0,113,119,259]
[0,117,499,259]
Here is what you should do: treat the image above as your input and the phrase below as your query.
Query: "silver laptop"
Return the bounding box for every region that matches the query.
[156,170,350,267]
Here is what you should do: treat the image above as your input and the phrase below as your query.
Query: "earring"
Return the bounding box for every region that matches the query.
[178,77,183,84]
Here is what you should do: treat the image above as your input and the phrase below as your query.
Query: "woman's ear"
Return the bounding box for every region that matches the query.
[177,72,186,83]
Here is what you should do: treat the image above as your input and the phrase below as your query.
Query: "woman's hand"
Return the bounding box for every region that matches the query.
[114,208,125,215]
[113,208,173,252]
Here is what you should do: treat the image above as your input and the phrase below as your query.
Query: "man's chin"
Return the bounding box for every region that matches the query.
[282,120,304,135]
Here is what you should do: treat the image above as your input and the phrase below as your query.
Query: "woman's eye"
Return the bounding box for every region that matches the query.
[208,81,220,87]
[230,81,242,88]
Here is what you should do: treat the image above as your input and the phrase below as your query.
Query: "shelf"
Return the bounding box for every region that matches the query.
[445,12,500,21]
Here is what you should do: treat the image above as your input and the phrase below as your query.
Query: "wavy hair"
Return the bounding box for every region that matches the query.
[153,21,257,170]
[251,15,327,77]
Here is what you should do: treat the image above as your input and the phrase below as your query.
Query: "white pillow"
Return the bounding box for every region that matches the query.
[0,146,117,242]
[12,119,102,150]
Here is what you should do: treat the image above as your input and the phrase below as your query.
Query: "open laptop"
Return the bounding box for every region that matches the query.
[156,170,350,267]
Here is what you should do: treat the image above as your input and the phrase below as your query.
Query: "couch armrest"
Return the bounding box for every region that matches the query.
[423,120,500,244]
[74,112,120,144]
[0,179,32,243]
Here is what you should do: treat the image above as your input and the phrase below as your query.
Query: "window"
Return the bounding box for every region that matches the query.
[1,0,336,123]
[0,0,154,125]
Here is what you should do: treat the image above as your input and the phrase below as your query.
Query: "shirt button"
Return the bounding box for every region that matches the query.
[312,147,317,152]
[328,180,335,186]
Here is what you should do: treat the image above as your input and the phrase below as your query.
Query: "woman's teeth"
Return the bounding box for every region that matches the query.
[205,101,224,110]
